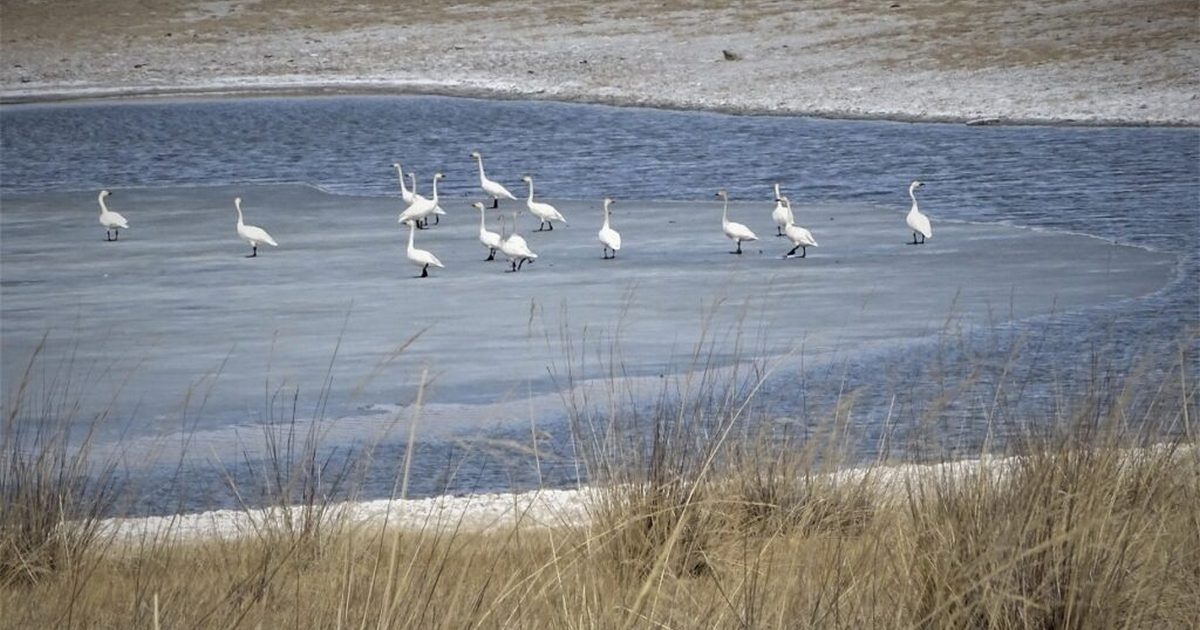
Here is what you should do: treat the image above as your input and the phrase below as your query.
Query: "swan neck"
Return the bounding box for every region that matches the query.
[430,177,439,202]
[526,179,534,202]
[407,222,415,249]
[235,200,244,224]
[396,165,409,195]
[722,197,729,223]
[476,157,486,183]
[478,207,487,232]
[98,196,109,214]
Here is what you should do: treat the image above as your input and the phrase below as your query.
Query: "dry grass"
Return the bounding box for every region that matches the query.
[1,332,1197,628]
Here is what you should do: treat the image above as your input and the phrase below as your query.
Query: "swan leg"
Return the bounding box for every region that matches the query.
[800,246,807,258]
[104,230,111,241]
[434,215,440,225]
[734,241,743,255]
[909,232,919,245]
[419,264,429,278]
[485,249,495,261]
[785,244,799,258]
[547,222,554,231]
[777,227,783,237]
[247,245,258,258]
[114,229,119,241]
[492,198,499,209]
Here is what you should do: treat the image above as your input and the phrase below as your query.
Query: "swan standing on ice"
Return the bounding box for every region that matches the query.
[473,201,502,261]
[403,219,444,278]
[499,211,538,272]
[96,190,129,241]
[234,197,278,257]
[398,172,444,228]
[470,151,517,208]
[393,163,416,205]
[521,175,567,231]
[598,197,621,259]
[770,183,793,237]
[780,197,818,258]
[716,189,758,254]
[905,180,932,245]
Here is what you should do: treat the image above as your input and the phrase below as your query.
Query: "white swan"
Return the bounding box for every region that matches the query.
[398,172,444,228]
[470,151,517,208]
[97,190,129,241]
[393,163,415,205]
[598,197,621,259]
[234,197,278,257]
[716,189,758,254]
[771,183,793,237]
[403,219,444,278]
[780,197,818,258]
[412,172,447,225]
[499,211,538,272]
[473,201,502,261]
[521,175,567,231]
[906,180,932,245]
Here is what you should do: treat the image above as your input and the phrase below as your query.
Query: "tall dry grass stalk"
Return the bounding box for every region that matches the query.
[0,324,1196,628]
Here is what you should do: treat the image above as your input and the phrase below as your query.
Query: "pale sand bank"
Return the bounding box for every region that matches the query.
[3,0,1197,125]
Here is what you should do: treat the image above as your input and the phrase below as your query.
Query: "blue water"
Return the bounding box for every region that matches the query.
[1,95,1197,515]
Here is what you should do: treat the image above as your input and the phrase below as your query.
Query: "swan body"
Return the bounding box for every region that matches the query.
[780,198,817,258]
[398,173,444,227]
[770,183,793,237]
[393,163,415,205]
[905,180,932,244]
[521,176,567,231]
[716,189,758,254]
[234,197,278,257]
[470,151,517,208]
[473,202,502,261]
[598,197,621,259]
[499,212,538,271]
[404,219,444,277]
[97,190,129,241]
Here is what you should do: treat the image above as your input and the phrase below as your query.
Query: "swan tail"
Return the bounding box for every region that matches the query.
[264,235,279,247]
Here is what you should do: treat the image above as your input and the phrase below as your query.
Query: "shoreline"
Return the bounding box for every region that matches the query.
[3,81,1197,129]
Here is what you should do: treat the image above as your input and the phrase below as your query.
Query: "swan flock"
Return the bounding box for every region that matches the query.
[93,152,934,276]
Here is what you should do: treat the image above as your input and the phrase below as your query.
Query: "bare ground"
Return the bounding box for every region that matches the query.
[2,0,1198,123]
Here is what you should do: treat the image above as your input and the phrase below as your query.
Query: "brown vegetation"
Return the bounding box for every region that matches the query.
[2,334,1197,628]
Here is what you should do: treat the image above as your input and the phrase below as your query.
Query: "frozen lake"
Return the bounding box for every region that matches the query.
[1,96,1196,512]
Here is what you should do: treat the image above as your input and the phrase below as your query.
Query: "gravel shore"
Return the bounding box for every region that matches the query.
[3,0,1197,125]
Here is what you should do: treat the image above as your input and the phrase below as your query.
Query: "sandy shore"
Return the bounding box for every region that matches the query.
[2,0,1197,125]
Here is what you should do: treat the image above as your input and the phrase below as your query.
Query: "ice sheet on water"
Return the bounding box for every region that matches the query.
[0,184,1175,458]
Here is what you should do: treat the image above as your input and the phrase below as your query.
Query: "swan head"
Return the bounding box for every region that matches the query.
[471,202,485,210]
[470,151,482,160]
[603,197,614,209]
[392,162,401,169]
[99,189,111,198]
[434,172,444,180]
[402,219,417,227]
[715,189,728,200]
[910,180,925,192]
[234,197,242,206]
[521,175,532,183]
